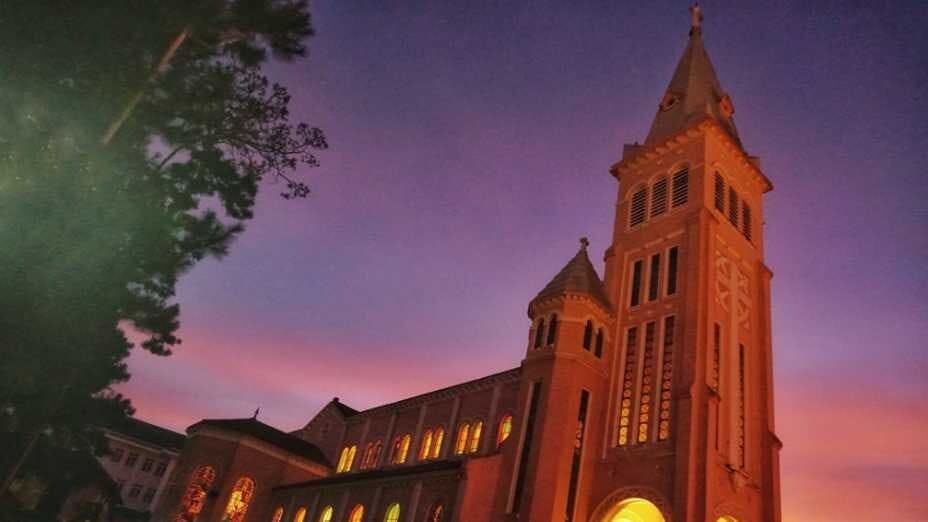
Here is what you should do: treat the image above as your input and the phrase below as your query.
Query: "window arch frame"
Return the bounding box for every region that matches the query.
[496,413,513,448]
[670,164,689,208]
[317,506,334,522]
[628,183,648,228]
[468,419,484,453]
[347,504,364,522]
[292,507,307,522]
[391,433,412,464]
[383,503,400,522]
[174,465,216,522]
[454,422,470,455]
[220,476,256,522]
[419,429,433,461]
[430,426,445,459]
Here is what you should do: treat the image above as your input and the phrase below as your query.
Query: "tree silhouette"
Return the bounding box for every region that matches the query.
[0,0,327,493]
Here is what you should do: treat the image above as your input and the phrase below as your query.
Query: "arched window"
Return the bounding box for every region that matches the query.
[337,445,357,473]
[594,328,604,358]
[348,505,364,522]
[383,503,400,522]
[454,423,470,455]
[391,434,411,464]
[546,314,558,345]
[220,477,255,522]
[419,429,433,460]
[293,507,307,522]
[468,420,483,453]
[431,426,444,459]
[650,177,668,217]
[582,320,593,350]
[175,465,215,522]
[630,186,647,226]
[714,172,726,212]
[271,507,284,522]
[671,167,689,208]
[716,517,738,522]
[427,504,444,522]
[533,318,545,349]
[497,414,513,447]
[317,506,334,522]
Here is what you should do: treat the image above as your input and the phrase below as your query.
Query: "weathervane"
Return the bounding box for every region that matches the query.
[689,3,703,36]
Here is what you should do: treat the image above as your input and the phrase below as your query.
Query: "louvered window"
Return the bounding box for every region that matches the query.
[671,168,689,207]
[714,173,725,212]
[650,178,668,217]
[629,188,647,227]
[742,203,752,241]
[728,187,739,226]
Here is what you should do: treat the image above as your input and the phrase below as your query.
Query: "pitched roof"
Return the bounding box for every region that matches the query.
[188,418,330,467]
[107,417,185,451]
[645,22,741,148]
[331,398,359,417]
[530,239,611,312]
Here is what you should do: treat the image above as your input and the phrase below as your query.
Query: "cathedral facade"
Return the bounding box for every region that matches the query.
[154,13,782,522]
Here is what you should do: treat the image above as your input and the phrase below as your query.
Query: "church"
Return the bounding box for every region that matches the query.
[153,8,782,522]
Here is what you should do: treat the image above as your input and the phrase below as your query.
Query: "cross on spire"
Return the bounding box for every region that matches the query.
[689,3,704,36]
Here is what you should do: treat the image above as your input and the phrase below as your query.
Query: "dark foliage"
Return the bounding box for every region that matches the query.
[0,0,327,490]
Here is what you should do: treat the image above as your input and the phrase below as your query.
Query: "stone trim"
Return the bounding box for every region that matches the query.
[589,486,671,521]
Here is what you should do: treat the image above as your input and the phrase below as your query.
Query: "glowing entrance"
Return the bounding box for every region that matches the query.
[607,498,665,522]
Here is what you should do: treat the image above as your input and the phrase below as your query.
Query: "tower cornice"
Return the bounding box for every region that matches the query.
[610,117,773,194]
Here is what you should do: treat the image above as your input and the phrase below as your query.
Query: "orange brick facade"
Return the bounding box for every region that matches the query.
[155,16,781,522]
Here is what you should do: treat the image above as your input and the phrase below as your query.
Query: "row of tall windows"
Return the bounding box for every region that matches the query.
[582,320,606,358]
[617,316,677,446]
[532,314,558,349]
[335,445,357,473]
[175,471,253,522]
[418,426,445,460]
[711,322,748,470]
[454,420,483,455]
[360,440,382,469]
[391,433,412,464]
[272,502,444,522]
[629,246,679,308]
[714,173,753,241]
[628,167,689,228]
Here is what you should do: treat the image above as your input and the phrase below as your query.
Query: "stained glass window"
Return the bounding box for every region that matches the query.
[497,414,513,447]
[650,177,668,217]
[427,504,444,522]
[383,503,400,522]
[637,322,657,443]
[658,316,675,441]
[220,477,254,522]
[391,434,411,464]
[431,427,444,459]
[271,507,283,522]
[618,327,638,445]
[347,505,364,522]
[468,420,483,453]
[454,423,470,455]
[174,465,215,522]
[419,429,433,460]
[317,507,333,522]
[293,507,307,522]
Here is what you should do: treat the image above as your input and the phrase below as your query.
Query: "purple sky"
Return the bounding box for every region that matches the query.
[120,2,928,520]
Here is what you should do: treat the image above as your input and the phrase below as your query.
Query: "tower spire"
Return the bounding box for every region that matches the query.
[644,4,742,148]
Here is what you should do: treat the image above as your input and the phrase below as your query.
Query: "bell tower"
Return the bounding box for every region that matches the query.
[591,6,782,522]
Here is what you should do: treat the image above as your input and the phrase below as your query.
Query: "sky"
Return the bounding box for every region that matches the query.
[119,2,928,520]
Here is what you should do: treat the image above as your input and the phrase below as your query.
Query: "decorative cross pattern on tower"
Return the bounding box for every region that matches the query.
[714,252,751,331]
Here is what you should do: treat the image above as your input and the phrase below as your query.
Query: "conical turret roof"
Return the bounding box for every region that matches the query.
[645,9,741,147]
[530,238,611,313]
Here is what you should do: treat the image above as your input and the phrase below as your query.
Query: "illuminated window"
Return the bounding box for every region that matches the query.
[650,177,668,217]
[594,328,604,358]
[714,172,725,212]
[361,441,378,469]
[383,503,400,522]
[454,423,470,455]
[533,318,545,349]
[671,167,688,208]
[271,507,284,522]
[427,504,444,522]
[391,434,411,464]
[431,426,444,459]
[174,465,215,522]
[348,505,364,522]
[658,316,675,441]
[608,498,665,522]
[220,477,255,522]
[337,445,357,473]
[468,420,483,453]
[419,429,433,460]
[317,506,333,522]
[293,507,307,522]
[630,186,647,227]
[618,327,638,446]
[546,314,558,345]
[666,247,678,296]
[637,322,657,443]
[717,517,739,522]
[582,320,593,350]
[710,324,721,392]
[630,260,643,307]
[497,414,513,447]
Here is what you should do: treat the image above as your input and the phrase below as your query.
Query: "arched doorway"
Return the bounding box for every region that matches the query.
[716,517,739,522]
[607,498,666,522]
